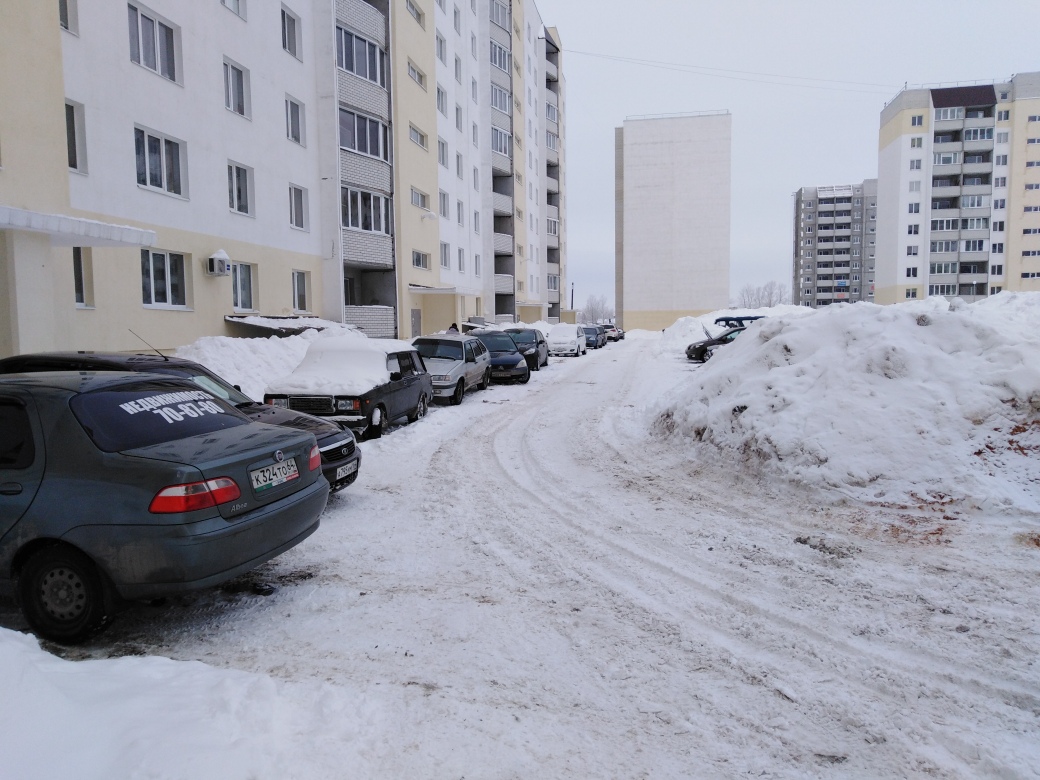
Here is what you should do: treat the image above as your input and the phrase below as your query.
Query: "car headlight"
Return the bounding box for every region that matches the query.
[522,347,535,355]
[335,398,360,412]
[432,374,452,382]
[269,397,288,408]
[515,357,526,367]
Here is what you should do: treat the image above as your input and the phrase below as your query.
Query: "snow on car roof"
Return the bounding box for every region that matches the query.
[265,336,416,397]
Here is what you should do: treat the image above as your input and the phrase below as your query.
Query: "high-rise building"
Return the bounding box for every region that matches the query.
[792,180,877,308]
[615,112,731,331]
[876,74,1040,304]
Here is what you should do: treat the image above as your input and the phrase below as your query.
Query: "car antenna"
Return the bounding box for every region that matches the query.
[129,329,169,361]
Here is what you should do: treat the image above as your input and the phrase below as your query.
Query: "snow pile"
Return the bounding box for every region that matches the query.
[659,305,812,353]
[266,336,416,397]
[651,294,1040,511]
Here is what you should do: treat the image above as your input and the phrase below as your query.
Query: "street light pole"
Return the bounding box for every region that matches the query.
[570,282,574,310]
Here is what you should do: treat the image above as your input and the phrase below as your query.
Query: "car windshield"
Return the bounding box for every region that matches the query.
[476,333,518,352]
[548,325,577,340]
[70,380,249,452]
[413,339,464,361]
[171,366,254,405]
[507,330,536,344]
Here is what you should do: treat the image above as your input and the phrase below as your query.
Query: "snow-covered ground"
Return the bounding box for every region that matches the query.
[2,297,1040,778]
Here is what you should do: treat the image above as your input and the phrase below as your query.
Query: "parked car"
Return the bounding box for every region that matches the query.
[471,331,531,383]
[412,333,491,405]
[265,337,433,439]
[714,315,765,329]
[581,325,606,350]
[0,351,362,493]
[504,328,550,371]
[547,323,586,357]
[602,324,621,342]
[0,372,329,643]
[686,327,745,362]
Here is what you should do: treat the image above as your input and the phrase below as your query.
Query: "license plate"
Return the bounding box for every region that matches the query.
[250,458,299,492]
[336,461,358,480]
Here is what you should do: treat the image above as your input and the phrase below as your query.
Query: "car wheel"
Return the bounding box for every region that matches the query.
[532,356,540,371]
[518,366,531,384]
[450,379,465,405]
[19,545,110,644]
[479,368,491,390]
[408,394,428,422]
[368,405,387,439]
[541,352,549,368]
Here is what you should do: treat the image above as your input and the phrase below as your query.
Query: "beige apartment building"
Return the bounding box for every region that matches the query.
[615,112,731,331]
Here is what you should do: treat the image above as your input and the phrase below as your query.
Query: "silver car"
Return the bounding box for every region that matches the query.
[412,334,492,405]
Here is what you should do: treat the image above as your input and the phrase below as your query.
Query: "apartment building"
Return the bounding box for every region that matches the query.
[792,180,877,308]
[1,0,330,358]
[614,112,731,331]
[876,74,1040,304]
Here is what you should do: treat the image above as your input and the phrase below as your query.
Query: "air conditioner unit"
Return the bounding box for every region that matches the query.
[206,250,231,276]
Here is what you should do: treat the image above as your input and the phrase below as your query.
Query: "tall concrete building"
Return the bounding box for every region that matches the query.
[792,180,877,308]
[615,112,731,331]
[876,74,1040,304]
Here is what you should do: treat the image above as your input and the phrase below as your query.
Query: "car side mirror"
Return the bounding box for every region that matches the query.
[390,371,402,382]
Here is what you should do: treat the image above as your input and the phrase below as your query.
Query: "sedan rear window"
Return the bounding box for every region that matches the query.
[71,381,249,452]
[476,333,518,352]
[414,339,464,361]
[508,330,536,344]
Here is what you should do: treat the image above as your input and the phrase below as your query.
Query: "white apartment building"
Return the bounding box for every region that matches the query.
[792,180,877,308]
[876,75,1040,304]
[614,112,731,331]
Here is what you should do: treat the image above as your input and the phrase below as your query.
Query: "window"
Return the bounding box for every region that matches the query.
[410,187,428,209]
[934,107,963,121]
[961,195,987,208]
[929,284,957,296]
[930,241,958,253]
[408,61,426,89]
[906,246,918,256]
[223,59,248,116]
[906,288,918,299]
[473,166,479,190]
[546,103,558,123]
[456,104,463,131]
[490,40,510,71]
[405,0,424,26]
[910,137,922,148]
[490,0,509,28]
[72,247,93,307]
[546,131,559,151]
[437,86,447,115]
[930,262,957,274]
[292,270,308,311]
[436,33,446,64]
[455,55,462,83]
[457,247,465,272]
[231,262,254,310]
[991,286,1003,295]
[997,110,1010,121]
[336,27,386,87]
[491,126,510,156]
[409,124,428,149]
[472,77,478,103]
[65,101,86,172]
[909,203,920,214]
[341,187,390,234]
[438,138,448,167]
[289,184,307,229]
[909,181,921,192]
[994,199,1006,209]
[911,114,923,126]
[440,241,450,268]
[59,0,77,31]
[339,109,389,160]
[285,97,304,144]
[134,127,183,195]
[220,0,243,16]
[994,177,1007,188]
[281,8,300,58]
[128,4,177,81]
[438,190,449,217]
[991,244,1004,255]
[993,221,1005,231]
[906,267,918,277]
[456,152,463,179]
[995,154,1008,165]
[473,121,479,147]
[910,159,921,170]
[141,249,187,307]
[932,152,958,165]
[453,4,461,31]
[413,250,430,269]
[474,254,481,276]
[997,132,1009,143]
[907,224,919,235]
[963,128,993,142]
[227,162,252,215]
[491,84,511,113]
[963,239,985,252]
[547,218,559,236]
[473,210,479,233]
[991,264,1004,275]
[457,200,464,225]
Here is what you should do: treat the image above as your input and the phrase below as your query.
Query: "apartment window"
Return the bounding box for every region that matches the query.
[413,250,430,269]
[456,152,463,178]
[458,247,465,272]
[910,137,922,148]
[490,0,509,28]
[231,262,254,310]
[223,59,248,116]
[491,127,511,156]
[455,55,463,83]
[994,199,1006,209]
[72,247,92,307]
[991,244,1004,255]
[547,218,559,236]
[285,97,304,144]
[908,224,919,235]
[473,210,480,233]
[963,128,993,142]
[546,131,559,151]
[962,195,987,208]
[907,247,918,257]
[471,77,478,103]
[931,218,957,230]
[991,264,1004,275]
[405,0,424,26]
[436,32,446,64]
[59,0,77,31]
[227,162,252,214]
[439,241,450,268]
[336,28,387,87]
[410,187,428,209]
[993,221,1005,231]
[490,40,510,72]
[341,187,390,234]
[134,127,183,195]
[909,203,920,214]
[995,154,1008,166]
[65,101,86,172]
[141,249,186,307]
[473,122,479,147]
[474,254,481,276]
[457,200,464,226]
[929,284,957,296]
[804,226,813,234]
[906,288,918,299]
[438,138,448,167]
[292,270,308,311]
[933,152,958,165]
[220,0,243,17]
[281,8,300,58]
[546,103,558,123]
[934,107,963,121]
[128,4,177,81]
[453,5,461,32]
[437,86,447,115]
[911,115,923,126]
[408,61,426,89]
[930,241,958,253]
[491,84,511,114]
[409,125,428,149]
[438,190,449,217]
[548,274,559,291]
[991,286,1003,295]
[963,239,985,252]
[473,166,479,190]
[909,159,921,170]
[339,109,389,160]
[909,181,921,192]
[997,132,1009,143]
[289,184,307,229]
[997,110,1010,121]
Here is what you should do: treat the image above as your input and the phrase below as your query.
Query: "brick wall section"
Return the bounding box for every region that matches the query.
[343,229,394,269]
[343,305,396,338]
[337,0,385,46]
[340,151,392,192]
[338,76,390,122]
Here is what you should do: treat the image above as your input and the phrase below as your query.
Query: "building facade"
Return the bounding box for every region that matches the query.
[876,74,1040,304]
[792,180,877,308]
[615,112,731,331]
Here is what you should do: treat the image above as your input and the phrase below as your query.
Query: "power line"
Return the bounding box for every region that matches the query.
[564,50,899,95]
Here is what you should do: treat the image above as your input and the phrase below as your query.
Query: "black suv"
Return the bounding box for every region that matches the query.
[0,352,361,492]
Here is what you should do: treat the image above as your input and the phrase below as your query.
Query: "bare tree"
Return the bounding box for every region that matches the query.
[581,294,615,323]
[736,281,790,308]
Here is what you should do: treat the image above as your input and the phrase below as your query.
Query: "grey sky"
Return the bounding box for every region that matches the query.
[536,0,1040,310]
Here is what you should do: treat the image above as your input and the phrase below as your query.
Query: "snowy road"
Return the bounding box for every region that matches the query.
[5,335,1039,778]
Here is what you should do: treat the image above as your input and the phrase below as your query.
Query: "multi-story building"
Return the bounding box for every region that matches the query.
[876,74,1040,304]
[792,180,877,308]
[614,112,731,331]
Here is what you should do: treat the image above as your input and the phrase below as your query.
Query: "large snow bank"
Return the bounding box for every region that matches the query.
[651,294,1040,512]
[266,336,416,396]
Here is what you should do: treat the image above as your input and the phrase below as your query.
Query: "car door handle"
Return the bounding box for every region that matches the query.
[0,482,23,496]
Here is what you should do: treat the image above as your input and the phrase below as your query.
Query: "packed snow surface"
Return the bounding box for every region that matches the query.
[265,336,416,397]
[2,295,1039,778]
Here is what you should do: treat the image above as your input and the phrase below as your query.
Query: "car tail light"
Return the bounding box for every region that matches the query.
[149,478,242,514]
[308,444,321,471]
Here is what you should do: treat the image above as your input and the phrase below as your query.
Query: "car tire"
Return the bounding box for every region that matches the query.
[450,380,465,406]
[541,352,549,368]
[478,368,491,390]
[368,405,387,439]
[532,357,540,371]
[19,545,110,644]
[518,366,531,384]
[408,394,428,422]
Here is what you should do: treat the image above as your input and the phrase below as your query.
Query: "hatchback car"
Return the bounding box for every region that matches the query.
[582,325,605,350]
[504,328,550,371]
[547,323,586,357]
[265,337,433,439]
[412,334,491,405]
[686,327,745,362]
[0,372,329,643]
[602,324,621,342]
[0,352,362,493]
[471,331,531,383]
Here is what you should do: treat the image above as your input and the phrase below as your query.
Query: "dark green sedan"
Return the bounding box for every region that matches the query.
[0,372,329,643]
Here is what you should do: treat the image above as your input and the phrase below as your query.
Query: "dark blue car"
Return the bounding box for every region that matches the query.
[471,331,531,384]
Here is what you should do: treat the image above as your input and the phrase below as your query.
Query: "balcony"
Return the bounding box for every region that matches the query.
[491,151,512,176]
[545,174,559,194]
[546,233,559,249]
[931,185,961,199]
[493,191,512,215]
[963,139,994,153]
[545,59,558,81]
[962,162,992,176]
[494,274,514,294]
[494,232,514,255]
[546,146,559,166]
[343,305,395,339]
[932,141,962,155]
[342,230,394,270]
[548,288,560,303]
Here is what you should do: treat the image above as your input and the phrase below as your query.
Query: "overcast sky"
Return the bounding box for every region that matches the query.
[535,0,1040,310]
